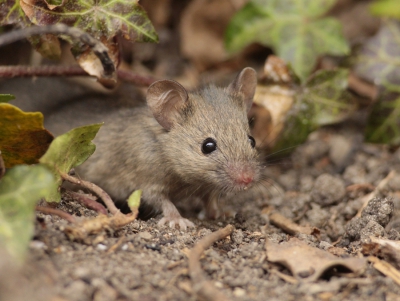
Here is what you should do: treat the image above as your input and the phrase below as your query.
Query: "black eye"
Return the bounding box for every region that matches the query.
[248,135,256,148]
[202,138,217,154]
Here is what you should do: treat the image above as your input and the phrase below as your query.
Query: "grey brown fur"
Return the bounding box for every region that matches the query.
[80,68,261,229]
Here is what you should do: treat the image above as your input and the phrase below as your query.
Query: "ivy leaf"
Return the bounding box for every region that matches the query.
[0,164,55,262]
[355,20,400,87]
[365,94,400,145]
[0,94,15,103]
[19,0,157,83]
[0,103,54,168]
[273,69,356,152]
[39,123,102,202]
[19,0,158,42]
[355,20,400,145]
[225,0,350,81]
[0,0,62,60]
[370,0,400,19]
[0,0,30,25]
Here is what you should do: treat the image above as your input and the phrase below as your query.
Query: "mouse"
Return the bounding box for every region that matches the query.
[79,67,262,229]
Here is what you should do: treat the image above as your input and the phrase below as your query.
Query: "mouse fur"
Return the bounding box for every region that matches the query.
[79,68,261,229]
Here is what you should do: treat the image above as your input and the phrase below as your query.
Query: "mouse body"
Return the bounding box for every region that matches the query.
[80,68,261,229]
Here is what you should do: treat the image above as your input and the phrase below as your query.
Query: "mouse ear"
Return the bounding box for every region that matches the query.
[147,80,189,130]
[227,67,257,112]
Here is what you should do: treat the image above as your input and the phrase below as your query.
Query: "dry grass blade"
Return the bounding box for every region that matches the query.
[188,224,234,301]
[368,256,400,286]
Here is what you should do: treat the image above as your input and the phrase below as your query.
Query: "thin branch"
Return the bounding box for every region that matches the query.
[0,24,115,77]
[36,205,76,223]
[0,151,5,180]
[64,190,108,215]
[61,172,120,215]
[0,66,156,86]
[188,224,234,301]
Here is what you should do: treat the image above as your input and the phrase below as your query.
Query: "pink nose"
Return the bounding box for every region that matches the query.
[236,173,254,185]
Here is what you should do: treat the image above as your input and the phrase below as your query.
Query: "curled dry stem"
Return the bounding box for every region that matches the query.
[188,224,234,301]
[61,172,120,215]
[0,24,115,77]
[64,190,108,215]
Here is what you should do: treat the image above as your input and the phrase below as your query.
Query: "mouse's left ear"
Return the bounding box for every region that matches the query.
[147,79,189,131]
[227,67,257,112]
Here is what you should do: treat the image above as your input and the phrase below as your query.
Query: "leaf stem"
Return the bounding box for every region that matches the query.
[0,24,115,77]
[61,172,120,215]
[36,205,76,223]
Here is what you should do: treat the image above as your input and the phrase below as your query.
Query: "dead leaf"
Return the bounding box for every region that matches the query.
[362,237,400,269]
[0,103,53,168]
[266,238,366,282]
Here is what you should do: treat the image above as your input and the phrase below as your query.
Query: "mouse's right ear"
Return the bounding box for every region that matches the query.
[146,80,189,130]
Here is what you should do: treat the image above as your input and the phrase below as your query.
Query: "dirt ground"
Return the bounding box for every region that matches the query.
[2,120,400,301]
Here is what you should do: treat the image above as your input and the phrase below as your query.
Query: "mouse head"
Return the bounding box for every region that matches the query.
[146,68,260,193]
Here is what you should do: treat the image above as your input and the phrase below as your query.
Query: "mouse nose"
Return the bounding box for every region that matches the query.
[236,173,254,185]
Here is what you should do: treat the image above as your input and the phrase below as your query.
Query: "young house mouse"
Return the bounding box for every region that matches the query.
[80,67,261,229]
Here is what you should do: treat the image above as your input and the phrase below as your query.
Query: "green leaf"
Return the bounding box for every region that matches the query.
[365,93,400,145]
[0,164,55,262]
[39,123,103,202]
[355,20,400,87]
[356,20,400,145]
[127,190,141,211]
[370,0,400,19]
[225,0,350,81]
[0,94,15,103]
[20,0,158,43]
[273,69,356,153]
[0,103,54,168]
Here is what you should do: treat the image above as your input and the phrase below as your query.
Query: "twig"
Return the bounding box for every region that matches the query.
[188,224,234,301]
[61,172,120,215]
[117,69,156,86]
[64,190,108,215]
[35,205,76,223]
[269,212,320,236]
[0,151,5,180]
[0,24,115,77]
[356,170,396,218]
[0,66,157,87]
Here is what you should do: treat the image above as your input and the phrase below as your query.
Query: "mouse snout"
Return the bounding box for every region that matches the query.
[227,163,257,190]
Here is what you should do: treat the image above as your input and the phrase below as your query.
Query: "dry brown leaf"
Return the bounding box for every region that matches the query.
[266,238,366,282]
[252,56,295,151]
[362,237,400,269]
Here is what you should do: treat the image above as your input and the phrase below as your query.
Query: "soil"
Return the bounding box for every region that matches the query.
[3,122,400,301]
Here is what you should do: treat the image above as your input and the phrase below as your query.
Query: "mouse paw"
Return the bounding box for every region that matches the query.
[158,216,194,230]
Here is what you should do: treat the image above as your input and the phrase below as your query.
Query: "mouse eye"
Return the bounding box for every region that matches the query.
[248,135,256,148]
[202,138,217,154]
